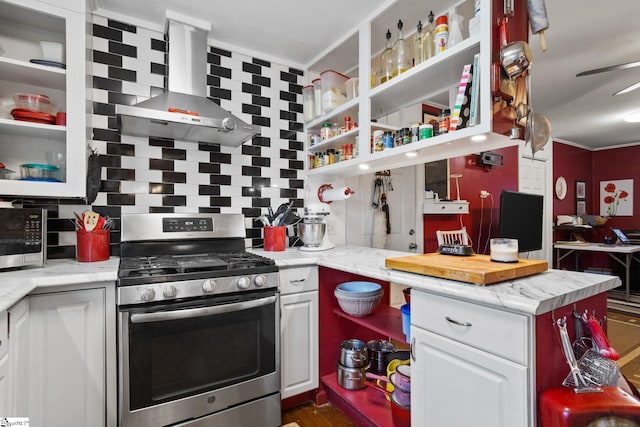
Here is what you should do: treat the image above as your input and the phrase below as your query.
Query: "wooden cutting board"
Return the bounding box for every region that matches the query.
[385,253,548,285]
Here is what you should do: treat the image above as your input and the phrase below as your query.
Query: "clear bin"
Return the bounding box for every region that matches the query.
[312,78,323,118]
[345,78,359,100]
[302,85,316,122]
[320,70,349,114]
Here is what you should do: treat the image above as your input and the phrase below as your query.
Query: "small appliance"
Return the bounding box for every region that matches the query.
[0,207,47,270]
[298,203,334,251]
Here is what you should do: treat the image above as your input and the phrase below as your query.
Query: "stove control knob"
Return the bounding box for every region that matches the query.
[237,276,251,289]
[254,274,268,287]
[202,279,216,293]
[140,287,156,302]
[163,285,177,298]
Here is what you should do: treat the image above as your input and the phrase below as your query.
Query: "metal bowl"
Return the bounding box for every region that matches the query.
[298,222,326,247]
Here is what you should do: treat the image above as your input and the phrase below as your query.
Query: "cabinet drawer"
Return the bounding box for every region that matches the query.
[412,290,528,364]
[279,266,319,295]
[0,311,7,359]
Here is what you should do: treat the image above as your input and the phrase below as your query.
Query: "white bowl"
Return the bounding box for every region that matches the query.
[334,290,382,317]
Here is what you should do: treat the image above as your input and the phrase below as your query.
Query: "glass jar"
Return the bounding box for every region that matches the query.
[321,123,332,141]
[438,109,451,134]
[344,116,353,131]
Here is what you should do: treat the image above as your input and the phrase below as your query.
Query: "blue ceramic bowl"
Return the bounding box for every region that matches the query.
[335,281,382,297]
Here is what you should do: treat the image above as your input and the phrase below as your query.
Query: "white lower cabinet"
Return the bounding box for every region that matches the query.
[279,266,319,400]
[8,297,30,417]
[6,284,116,427]
[411,290,530,427]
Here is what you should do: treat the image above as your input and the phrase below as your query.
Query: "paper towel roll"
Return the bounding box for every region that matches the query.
[321,187,353,202]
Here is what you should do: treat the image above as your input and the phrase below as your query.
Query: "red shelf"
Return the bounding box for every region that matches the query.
[333,305,406,343]
[321,372,396,427]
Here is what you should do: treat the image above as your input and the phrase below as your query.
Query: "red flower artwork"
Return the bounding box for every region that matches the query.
[603,181,629,216]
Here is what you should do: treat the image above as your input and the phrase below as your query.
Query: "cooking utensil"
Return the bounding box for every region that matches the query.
[83,210,100,231]
[498,17,532,79]
[390,392,411,427]
[563,349,620,388]
[336,362,368,390]
[86,147,101,204]
[526,0,549,52]
[557,317,602,393]
[584,313,620,360]
[525,108,551,156]
[339,339,369,368]
[367,340,396,374]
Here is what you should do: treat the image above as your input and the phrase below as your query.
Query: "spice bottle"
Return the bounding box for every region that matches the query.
[434,14,449,54]
[438,109,451,134]
[321,123,332,141]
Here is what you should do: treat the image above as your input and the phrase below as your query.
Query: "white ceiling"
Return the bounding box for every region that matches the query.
[93,0,640,150]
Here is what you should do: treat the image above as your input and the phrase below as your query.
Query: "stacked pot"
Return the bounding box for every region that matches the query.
[336,339,369,390]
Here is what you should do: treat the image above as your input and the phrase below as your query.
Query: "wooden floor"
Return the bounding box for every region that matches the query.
[282,308,640,426]
[282,402,354,427]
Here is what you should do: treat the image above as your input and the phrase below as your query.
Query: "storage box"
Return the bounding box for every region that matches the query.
[345,77,359,100]
[40,41,64,63]
[320,70,349,113]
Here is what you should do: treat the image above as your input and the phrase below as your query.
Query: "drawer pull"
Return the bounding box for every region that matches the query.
[445,316,472,327]
[290,279,306,284]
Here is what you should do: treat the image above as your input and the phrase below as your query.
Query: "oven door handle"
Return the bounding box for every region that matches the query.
[129,295,277,323]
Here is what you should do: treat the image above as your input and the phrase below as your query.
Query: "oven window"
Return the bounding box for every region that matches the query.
[127,293,277,410]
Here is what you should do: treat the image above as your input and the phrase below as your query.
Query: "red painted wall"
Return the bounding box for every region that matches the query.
[552,141,640,273]
[423,146,519,254]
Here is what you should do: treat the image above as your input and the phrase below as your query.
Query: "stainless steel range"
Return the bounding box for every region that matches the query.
[117,213,281,427]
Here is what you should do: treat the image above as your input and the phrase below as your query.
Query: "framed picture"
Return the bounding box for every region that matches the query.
[600,179,634,217]
[576,181,586,200]
[576,200,586,216]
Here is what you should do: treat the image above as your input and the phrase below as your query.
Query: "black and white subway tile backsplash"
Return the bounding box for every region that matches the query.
[13,14,305,259]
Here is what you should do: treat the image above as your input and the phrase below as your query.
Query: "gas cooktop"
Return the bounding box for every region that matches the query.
[118,251,277,286]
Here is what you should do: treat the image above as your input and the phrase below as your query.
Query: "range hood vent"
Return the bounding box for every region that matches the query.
[116,17,259,147]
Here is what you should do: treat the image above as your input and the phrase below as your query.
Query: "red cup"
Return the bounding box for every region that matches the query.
[76,229,110,262]
[264,226,286,251]
[56,111,66,125]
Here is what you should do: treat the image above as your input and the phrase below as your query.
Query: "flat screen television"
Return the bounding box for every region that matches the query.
[499,190,544,252]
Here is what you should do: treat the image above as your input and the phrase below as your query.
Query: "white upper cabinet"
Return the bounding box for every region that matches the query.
[304,0,518,177]
[0,0,88,198]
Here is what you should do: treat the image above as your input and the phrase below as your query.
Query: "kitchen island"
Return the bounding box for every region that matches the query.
[252,246,622,426]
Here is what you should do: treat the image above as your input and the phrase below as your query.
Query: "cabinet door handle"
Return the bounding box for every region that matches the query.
[445,316,472,327]
[410,337,416,362]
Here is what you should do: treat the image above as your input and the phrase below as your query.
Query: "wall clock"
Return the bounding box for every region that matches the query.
[555,176,567,200]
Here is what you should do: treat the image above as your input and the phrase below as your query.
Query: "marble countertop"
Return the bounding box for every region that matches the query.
[0,245,621,315]
[251,246,621,315]
[0,258,119,312]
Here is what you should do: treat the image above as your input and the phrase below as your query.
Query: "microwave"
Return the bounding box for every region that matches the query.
[0,208,47,270]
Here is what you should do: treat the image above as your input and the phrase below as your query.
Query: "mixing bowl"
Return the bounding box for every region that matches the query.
[298,222,326,247]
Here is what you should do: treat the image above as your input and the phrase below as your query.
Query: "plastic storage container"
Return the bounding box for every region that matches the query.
[20,163,60,181]
[13,93,55,114]
[320,70,349,114]
[302,85,316,122]
[345,77,359,100]
[39,41,64,63]
[312,78,323,118]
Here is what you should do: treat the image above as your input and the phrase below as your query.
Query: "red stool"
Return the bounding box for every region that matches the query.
[539,386,640,426]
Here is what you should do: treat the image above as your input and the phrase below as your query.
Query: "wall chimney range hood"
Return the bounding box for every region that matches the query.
[117,14,259,147]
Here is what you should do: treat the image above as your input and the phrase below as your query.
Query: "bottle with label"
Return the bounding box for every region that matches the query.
[380,29,394,84]
[423,11,435,60]
[438,108,451,134]
[413,21,424,66]
[434,14,449,54]
[392,20,409,77]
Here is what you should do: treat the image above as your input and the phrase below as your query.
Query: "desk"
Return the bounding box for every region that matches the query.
[554,242,640,301]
